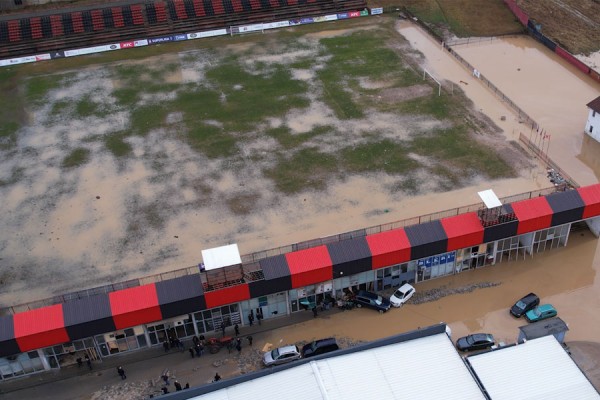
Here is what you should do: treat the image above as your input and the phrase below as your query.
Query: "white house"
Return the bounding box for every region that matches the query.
[586,95,600,142]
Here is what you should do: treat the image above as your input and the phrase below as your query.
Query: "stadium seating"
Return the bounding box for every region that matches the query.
[0,0,367,58]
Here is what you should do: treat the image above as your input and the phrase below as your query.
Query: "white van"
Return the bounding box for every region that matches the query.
[390,283,415,307]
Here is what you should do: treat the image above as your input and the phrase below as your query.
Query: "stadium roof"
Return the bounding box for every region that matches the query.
[168,324,486,400]
[466,335,600,400]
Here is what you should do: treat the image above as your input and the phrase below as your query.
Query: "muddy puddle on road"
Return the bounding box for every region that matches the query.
[253,230,598,356]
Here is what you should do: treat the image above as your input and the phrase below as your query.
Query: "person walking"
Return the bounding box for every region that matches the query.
[234,323,240,336]
[213,372,221,382]
[221,323,226,337]
[174,380,182,391]
[248,312,254,326]
[184,382,190,389]
[117,366,126,380]
[85,354,92,370]
[188,347,195,358]
[257,309,263,325]
[161,387,169,395]
[312,306,318,318]
[246,335,253,346]
[76,357,83,368]
[163,340,170,353]
[235,337,242,354]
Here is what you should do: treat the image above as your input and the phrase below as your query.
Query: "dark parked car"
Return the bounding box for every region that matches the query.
[510,293,540,318]
[301,338,339,358]
[354,290,391,313]
[456,333,495,352]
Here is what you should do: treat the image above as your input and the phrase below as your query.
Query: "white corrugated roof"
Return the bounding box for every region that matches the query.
[201,244,241,270]
[468,335,600,400]
[188,332,485,400]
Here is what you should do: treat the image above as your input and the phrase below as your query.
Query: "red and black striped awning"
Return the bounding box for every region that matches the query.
[251,255,292,298]
[63,293,115,341]
[286,246,332,288]
[14,304,69,352]
[577,184,600,219]
[440,212,484,252]
[511,197,553,235]
[327,237,372,278]
[109,284,162,330]
[156,275,206,319]
[365,228,411,269]
[0,315,20,357]
[405,220,448,260]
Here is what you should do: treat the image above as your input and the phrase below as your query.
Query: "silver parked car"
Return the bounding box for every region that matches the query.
[263,345,301,367]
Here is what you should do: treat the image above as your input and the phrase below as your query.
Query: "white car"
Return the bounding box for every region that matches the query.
[263,345,301,367]
[390,283,416,307]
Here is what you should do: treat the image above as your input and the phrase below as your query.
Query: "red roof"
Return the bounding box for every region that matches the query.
[13,304,69,352]
[204,284,250,309]
[578,183,600,219]
[511,197,553,234]
[366,228,411,269]
[285,246,332,288]
[587,96,600,113]
[441,212,484,251]
[109,284,162,330]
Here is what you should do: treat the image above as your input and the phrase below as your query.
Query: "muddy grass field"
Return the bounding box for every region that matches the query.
[0,17,534,307]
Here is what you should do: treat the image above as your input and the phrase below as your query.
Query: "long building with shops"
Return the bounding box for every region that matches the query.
[2,183,600,380]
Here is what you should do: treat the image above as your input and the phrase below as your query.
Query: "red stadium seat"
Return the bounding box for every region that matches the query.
[71,12,84,33]
[30,17,43,39]
[50,14,63,36]
[112,7,125,27]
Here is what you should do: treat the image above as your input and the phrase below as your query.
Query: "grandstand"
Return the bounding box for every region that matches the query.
[0,0,367,58]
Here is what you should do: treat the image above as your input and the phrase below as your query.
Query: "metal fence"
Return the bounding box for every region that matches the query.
[1,183,558,315]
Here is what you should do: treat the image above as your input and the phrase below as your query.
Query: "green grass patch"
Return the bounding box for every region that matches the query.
[75,96,103,118]
[204,63,309,130]
[396,93,453,119]
[265,147,338,194]
[185,124,237,159]
[62,148,90,168]
[130,105,170,136]
[104,133,132,158]
[409,126,513,179]
[266,125,332,149]
[317,29,419,119]
[341,140,418,174]
[25,75,62,104]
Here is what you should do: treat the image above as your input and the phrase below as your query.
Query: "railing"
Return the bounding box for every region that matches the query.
[519,132,579,189]
[1,183,559,315]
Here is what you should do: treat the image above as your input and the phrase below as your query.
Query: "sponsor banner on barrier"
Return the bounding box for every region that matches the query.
[149,36,172,44]
[360,10,369,16]
[186,29,228,40]
[371,7,383,15]
[134,39,148,47]
[120,41,135,49]
[65,43,120,57]
[349,11,361,18]
[49,50,65,59]
[324,14,338,21]
[300,17,314,24]
[35,54,51,61]
[313,16,327,22]
[172,34,187,41]
[263,20,289,30]
[239,23,264,33]
[337,12,349,19]
[289,19,302,26]
[2,55,39,66]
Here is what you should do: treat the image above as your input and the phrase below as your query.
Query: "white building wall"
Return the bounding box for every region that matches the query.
[585,108,600,142]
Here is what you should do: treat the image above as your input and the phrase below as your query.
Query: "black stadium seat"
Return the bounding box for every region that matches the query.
[167,0,178,20]
[82,10,93,32]
[0,21,8,43]
[184,0,196,17]
[122,6,134,26]
[41,16,52,38]
[62,13,74,35]
[102,8,114,29]
[20,18,32,41]
[146,3,158,23]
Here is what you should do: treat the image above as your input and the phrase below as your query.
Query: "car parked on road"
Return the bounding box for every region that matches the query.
[455,333,495,352]
[263,345,301,367]
[354,290,391,313]
[525,304,557,323]
[390,283,416,307]
[510,292,540,318]
[301,338,339,358]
